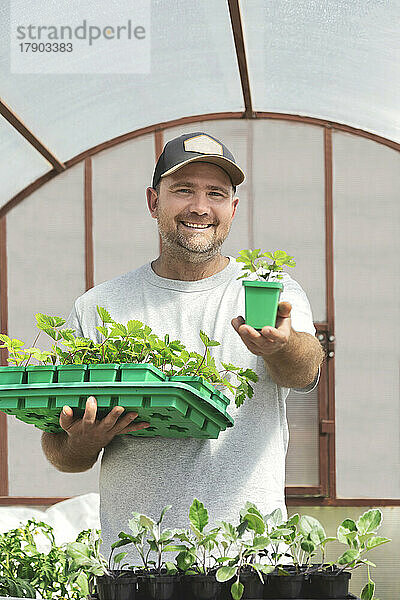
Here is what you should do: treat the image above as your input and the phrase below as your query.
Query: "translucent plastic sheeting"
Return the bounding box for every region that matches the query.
[0,0,242,163]
[241,1,400,143]
[252,120,326,323]
[332,131,400,498]
[0,493,100,546]
[92,133,159,285]
[6,163,101,496]
[0,117,51,209]
[286,387,319,486]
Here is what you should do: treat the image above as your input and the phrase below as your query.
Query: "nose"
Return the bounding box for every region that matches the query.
[187,191,212,215]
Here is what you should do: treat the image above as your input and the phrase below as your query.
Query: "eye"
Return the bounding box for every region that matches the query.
[177,188,191,193]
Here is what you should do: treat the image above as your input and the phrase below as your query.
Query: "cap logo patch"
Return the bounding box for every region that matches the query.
[184,134,223,155]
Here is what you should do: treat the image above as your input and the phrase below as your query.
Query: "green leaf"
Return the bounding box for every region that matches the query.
[189,498,209,533]
[242,512,265,534]
[75,570,90,596]
[252,535,270,549]
[299,515,326,543]
[97,306,113,323]
[139,515,155,530]
[176,550,196,571]
[366,536,391,550]
[158,505,172,524]
[361,581,375,600]
[231,580,244,600]
[357,509,382,535]
[337,549,359,565]
[216,566,236,582]
[114,551,128,564]
[341,518,357,531]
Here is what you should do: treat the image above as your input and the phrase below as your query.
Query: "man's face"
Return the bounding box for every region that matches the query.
[147,162,239,259]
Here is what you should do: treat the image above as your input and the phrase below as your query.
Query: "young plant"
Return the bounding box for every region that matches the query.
[5,305,259,408]
[0,518,84,599]
[215,502,275,600]
[174,498,221,576]
[236,249,296,282]
[334,509,391,600]
[65,528,108,597]
[137,505,186,575]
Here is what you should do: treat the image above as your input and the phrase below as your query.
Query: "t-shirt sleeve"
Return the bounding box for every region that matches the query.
[279,274,320,394]
[63,300,84,337]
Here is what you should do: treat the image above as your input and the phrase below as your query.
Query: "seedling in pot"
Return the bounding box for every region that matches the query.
[236,249,296,330]
[2,305,259,408]
[215,502,275,600]
[236,249,296,282]
[334,509,390,600]
[65,528,108,598]
[136,505,186,575]
[174,498,221,576]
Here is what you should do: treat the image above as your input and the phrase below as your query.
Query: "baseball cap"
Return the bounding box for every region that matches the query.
[152,132,245,189]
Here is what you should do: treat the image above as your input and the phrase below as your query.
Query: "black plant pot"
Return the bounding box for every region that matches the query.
[238,570,265,599]
[96,571,137,600]
[268,572,304,599]
[182,574,224,600]
[306,569,351,599]
[138,574,179,600]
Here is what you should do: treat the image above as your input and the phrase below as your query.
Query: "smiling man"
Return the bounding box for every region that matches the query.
[41,132,324,561]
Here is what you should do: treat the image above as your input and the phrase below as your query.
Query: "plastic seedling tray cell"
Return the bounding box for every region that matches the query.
[120,363,166,382]
[57,364,88,383]
[89,363,120,382]
[0,366,26,385]
[26,365,57,384]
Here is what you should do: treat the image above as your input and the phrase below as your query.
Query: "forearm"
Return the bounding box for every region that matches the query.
[41,431,102,473]
[263,329,325,388]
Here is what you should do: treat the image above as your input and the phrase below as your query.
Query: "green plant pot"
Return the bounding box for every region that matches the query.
[242,280,283,330]
[56,364,88,383]
[120,363,166,382]
[0,366,25,385]
[26,365,57,384]
[88,364,120,382]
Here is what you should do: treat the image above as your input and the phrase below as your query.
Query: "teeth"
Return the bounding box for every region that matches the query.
[182,222,211,229]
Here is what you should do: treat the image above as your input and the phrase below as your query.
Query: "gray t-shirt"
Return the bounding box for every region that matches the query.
[64,256,319,561]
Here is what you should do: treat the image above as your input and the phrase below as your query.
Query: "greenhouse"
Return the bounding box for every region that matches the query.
[0,1,399,599]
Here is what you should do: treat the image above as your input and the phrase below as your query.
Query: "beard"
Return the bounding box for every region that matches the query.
[156,209,231,263]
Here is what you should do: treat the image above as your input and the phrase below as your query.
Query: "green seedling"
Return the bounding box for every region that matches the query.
[236,249,296,282]
[1,306,258,408]
[216,502,275,600]
[174,498,221,576]
[334,509,390,600]
[65,528,108,598]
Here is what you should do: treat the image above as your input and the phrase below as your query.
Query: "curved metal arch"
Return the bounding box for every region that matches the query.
[1,111,399,220]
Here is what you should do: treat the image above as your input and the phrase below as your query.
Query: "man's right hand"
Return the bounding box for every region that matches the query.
[59,396,151,455]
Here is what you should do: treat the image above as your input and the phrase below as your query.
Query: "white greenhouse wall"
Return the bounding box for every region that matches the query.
[332,131,400,498]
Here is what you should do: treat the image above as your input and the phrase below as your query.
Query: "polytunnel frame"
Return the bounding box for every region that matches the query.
[0,0,399,506]
[1,111,399,509]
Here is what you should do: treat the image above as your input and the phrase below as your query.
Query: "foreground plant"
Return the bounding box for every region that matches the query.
[0,519,87,599]
[65,528,108,598]
[0,307,258,407]
[174,498,221,576]
[236,249,296,282]
[334,509,390,600]
[216,502,275,600]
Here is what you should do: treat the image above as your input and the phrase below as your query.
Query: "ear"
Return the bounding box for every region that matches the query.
[231,196,239,218]
[146,187,158,219]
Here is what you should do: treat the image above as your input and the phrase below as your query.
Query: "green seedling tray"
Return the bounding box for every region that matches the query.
[0,381,233,439]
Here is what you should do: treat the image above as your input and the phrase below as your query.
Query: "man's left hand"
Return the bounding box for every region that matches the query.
[231,301,293,357]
